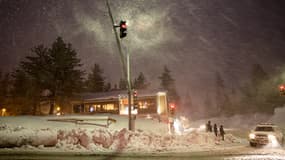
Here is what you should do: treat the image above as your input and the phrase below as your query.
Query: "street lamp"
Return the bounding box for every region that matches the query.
[1,108,7,116]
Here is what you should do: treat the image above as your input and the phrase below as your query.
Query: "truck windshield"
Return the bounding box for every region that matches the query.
[255,126,274,132]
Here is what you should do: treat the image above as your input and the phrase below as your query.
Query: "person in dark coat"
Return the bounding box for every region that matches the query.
[209,121,212,132]
[206,121,212,132]
[213,124,218,137]
[219,125,225,141]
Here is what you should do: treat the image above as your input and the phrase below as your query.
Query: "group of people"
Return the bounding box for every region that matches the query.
[206,121,225,140]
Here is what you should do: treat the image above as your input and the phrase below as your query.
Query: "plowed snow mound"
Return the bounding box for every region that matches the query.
[0,124,242,152]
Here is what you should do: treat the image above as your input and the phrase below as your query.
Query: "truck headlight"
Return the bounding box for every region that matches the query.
[268,134,276,140]
[268,134,279,147]
[249,133,255,139]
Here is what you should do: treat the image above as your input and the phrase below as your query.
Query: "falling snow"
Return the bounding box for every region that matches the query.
[1,0,285,117]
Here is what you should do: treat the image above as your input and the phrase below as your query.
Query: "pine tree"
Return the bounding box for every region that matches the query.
[204,92,214,117]
[21,44,50,89]
[48,37,83,97]
[113,84,118,91]
[215,72,231,116]
[20,37,84,114]
[86,63,105,92]
[119,78,127,90]
[215,72,224,115]
[0,72,10,97]
[159,66,174,90]
[0,71,11,109]
[240,63,270,114]
[11,70,29,97]
[158,66,179,103]
[251,64,269,88]
[10,69,39,114]
[134,72,148,89]
[104,82,111,92]
[0,71,2,102]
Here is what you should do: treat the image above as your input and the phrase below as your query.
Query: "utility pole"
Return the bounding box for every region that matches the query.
[106,0,134,131]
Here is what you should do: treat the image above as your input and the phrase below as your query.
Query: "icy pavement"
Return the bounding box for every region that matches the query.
[226,155,285,160]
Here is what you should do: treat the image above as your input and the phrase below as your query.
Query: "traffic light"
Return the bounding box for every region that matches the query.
[133,90,137,98]
[169,103,175,116]
[133,90,139,109]
[280,85,285,95]
[119,20,127,38]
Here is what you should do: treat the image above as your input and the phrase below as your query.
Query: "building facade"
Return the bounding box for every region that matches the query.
[71,90,168,116]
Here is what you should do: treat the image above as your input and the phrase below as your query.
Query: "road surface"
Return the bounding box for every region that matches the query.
[0,145,285,160]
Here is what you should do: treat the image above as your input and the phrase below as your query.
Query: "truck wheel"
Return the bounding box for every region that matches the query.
[250,142,256,147]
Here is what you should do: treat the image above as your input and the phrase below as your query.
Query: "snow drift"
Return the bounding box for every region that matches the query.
[0,123,242,152]
[0,125,57,148]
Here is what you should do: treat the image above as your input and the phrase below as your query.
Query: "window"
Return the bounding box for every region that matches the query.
[255,126,274,132]
[102,104,115,111]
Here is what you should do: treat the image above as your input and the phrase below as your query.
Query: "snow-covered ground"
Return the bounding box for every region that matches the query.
[1,108,285,155]
[0,114,245,153]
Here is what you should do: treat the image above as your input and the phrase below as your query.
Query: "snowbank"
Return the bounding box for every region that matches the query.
[0,122,242,152]
[0,125,57,148]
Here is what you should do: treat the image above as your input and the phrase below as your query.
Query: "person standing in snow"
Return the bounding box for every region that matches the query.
[219,125,225,141]
[206,121,212,132]
[208,121,212,132]
[213,124,218,137]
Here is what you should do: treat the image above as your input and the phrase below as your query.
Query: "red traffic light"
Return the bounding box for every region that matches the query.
[169,103,176,116]
[119,20,127,38]
[121,23,127,29]
[133,90,137,97]
[279,84,285,96]
[279,85,285,96]
[170,103,175,109]
[280,85,285,90]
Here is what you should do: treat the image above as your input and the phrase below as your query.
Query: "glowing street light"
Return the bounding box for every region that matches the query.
[1,108,7,116]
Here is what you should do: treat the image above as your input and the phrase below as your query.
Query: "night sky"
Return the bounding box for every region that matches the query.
[1,0,285,110]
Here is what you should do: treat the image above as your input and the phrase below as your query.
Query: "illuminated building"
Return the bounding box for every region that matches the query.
[71,90,168,116]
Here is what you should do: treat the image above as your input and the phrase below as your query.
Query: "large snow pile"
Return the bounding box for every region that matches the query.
[0,115,243,153]
[0,125,57,148]
[55,128,241,152]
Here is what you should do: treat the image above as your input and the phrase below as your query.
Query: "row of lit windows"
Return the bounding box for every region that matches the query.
[88,104,116,112]
[120,98,155,110]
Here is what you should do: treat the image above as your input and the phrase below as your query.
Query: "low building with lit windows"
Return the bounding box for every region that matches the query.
[71,90,168,116]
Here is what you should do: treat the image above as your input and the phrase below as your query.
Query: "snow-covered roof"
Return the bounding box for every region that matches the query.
[76,89,167,102]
